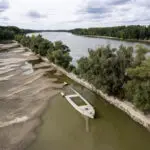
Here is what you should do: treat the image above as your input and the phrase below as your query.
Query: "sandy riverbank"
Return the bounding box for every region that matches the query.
[0,43,64,150]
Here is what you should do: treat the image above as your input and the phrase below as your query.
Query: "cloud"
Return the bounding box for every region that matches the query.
[82,0,131,15]
[74,0,150,28]
[0,16,9,20]
[134,0,150,7]
[86,0,131,7]
[0,16,9,26]
[86,7,111,14]
[0,0,9,12]
[109,0,131,5]
[0,0,149,29]
[27,10,47,19]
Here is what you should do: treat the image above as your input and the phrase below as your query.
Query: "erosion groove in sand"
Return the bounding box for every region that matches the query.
[0,43,64,150]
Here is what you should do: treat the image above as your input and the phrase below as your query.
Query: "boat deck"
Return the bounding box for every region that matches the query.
[64,88,95,119]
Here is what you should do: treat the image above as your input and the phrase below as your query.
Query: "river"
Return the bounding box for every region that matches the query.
[26,33,150,150]
[27,74,150,150]
[30,32,150,64]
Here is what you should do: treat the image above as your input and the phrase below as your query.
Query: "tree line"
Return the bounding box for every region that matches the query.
[0,26,23,41]
[15,34,73,70]
[0,26,69,42]
[70,25,150,40]
[0,26,40,42]
[74,44,150,112]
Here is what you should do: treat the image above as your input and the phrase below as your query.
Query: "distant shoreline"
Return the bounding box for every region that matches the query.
[27,31,150,45]
[71,33,150,45]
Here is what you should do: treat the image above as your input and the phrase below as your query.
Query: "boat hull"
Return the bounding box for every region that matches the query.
[65,91,95,119]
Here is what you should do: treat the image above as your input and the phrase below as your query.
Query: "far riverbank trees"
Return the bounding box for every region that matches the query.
[0,26,23,41]
[70,25,150,40]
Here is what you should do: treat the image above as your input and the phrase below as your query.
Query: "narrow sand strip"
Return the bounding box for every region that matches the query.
[0,116,28,128]
[0,74,15,81]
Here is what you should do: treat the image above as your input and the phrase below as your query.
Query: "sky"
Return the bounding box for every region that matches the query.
[0,0,150,29]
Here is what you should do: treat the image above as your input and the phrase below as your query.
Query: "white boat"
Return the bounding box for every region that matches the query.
[65,88,95,119]
[63,82,68,86]
[60,92,65,97]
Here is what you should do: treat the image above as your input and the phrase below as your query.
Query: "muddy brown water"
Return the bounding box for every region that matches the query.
[27,74,150,150]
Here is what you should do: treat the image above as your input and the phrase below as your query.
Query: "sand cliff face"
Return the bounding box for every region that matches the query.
[0,43,63,150]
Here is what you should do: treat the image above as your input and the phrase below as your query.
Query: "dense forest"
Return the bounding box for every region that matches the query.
[15,35,73,70]
[74,45,150,112]
[70,25,150,40]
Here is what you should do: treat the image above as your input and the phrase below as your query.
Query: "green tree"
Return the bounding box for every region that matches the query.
[125,58,150,111]
[54,41,70,53]
[48,49,72,68]
[39,40,54,56]
[76,45,133,96]
[133,45,150,66]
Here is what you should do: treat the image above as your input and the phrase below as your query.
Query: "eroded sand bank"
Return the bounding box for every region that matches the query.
[0,43,64,150]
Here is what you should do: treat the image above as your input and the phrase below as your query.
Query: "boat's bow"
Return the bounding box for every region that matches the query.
[79,105,95,119]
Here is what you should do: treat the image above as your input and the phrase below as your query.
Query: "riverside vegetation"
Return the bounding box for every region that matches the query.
[75,45,150,112]
[1,25,150,113]
[71,25,150,41]
[2,25,150,41]
[15,34,74,71]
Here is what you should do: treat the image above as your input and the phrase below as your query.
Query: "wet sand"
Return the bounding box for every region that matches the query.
[0,42,64,150]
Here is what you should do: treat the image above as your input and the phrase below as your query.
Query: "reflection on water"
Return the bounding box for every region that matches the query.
[85,116,90,132]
